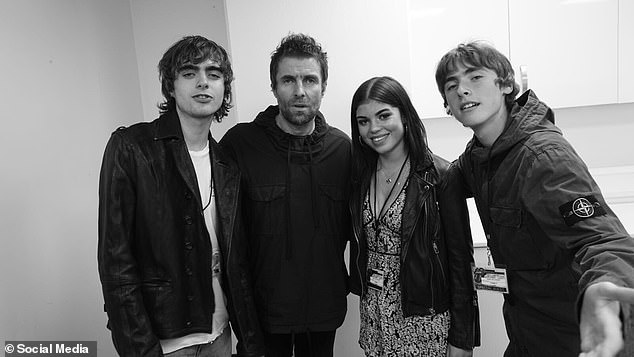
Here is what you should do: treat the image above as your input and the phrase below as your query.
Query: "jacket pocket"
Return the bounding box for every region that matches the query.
[318,184,347,237]
[490,206,546,270]
[246,184,286,236]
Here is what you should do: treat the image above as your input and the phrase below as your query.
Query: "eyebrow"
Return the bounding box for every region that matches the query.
[177,63,222,73]
[445,67,481,83]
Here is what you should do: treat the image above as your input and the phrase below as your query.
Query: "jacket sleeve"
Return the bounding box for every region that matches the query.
[98,132,163,356]
[521,143,634,307]
[438,160,481,349]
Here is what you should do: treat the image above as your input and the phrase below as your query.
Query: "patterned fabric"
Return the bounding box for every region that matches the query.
[359,182,449,356]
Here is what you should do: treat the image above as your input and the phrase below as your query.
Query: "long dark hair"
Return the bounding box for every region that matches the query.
[350,76,429,182]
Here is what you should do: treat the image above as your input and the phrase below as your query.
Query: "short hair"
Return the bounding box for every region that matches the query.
[350,76,429,177]
[269,33,328,93]
[435,41,519,114]
[157,35,234,121]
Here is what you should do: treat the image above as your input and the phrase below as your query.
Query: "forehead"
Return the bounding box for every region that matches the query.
[276,56,321,78]
[356,100,398,115]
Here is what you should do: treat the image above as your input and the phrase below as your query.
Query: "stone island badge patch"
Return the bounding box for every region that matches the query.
[559,195,606,226]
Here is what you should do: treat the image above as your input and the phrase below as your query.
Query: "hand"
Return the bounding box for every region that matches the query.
[579,282,625,357]
[447,344,473,357]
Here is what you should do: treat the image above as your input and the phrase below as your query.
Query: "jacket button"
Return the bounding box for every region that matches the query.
[429,307,435,314]
[187,295,194,301]
[184,241,193,250]
[184,215,193,225]
[186,321,192,327]
[185,267,193,276]
[184,192,192,199]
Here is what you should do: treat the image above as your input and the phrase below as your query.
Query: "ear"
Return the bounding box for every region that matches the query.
[501,84,513,95]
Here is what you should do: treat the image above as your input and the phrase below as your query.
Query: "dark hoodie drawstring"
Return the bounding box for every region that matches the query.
[285,140,293,260]
[307,140,318,229]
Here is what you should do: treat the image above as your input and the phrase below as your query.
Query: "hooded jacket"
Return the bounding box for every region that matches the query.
[220,105,351,333]
[349,151,480,349]
[98,110,264,356]
[457,90,634,355]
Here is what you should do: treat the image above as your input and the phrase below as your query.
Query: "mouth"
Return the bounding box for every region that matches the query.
[460,102,479,111]
[193,94,213,102]
[370,134,389,143]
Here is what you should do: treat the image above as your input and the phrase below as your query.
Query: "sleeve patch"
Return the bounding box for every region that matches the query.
[558,195,607,226]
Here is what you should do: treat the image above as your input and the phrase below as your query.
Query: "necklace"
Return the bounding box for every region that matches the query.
[378,156,409,184]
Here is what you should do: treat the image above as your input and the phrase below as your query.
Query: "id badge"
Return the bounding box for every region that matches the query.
[368,268,385,291]
[472,264,509,293]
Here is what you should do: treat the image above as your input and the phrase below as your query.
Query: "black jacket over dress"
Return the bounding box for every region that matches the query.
[349,151,481,350]
[220,105,352,333]
[98,111,264,356]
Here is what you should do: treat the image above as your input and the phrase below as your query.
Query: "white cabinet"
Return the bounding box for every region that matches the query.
[407,0,509,119]
[619,0,634,103]
[508,0,619,108]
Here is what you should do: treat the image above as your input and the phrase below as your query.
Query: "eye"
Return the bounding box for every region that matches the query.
[472,75,483,81]
[445,82,457,92]
[356,118,368,126]
[208,71,222,79]
[305,77,318,85]
[181,71,195,78]
[378,112,391,121]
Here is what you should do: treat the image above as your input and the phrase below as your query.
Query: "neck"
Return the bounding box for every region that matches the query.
[275,113,315,136]
[473,109,509,147]
[177,109,212,151]
[377,147,408,172]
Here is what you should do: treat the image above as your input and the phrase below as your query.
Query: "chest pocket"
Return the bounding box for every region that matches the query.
[246,185,286,236]
[318,185,347,236]
[490,206,547,270]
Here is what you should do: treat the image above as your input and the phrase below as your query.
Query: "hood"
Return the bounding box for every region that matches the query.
[468,90,560,164]
[254,105,330,159]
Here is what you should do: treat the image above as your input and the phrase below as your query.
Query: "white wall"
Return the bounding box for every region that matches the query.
[0,1,141,355]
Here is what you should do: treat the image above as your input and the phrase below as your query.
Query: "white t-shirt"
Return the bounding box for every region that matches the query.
[160,140,229,354]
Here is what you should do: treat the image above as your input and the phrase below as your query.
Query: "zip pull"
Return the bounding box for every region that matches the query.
[433,241,439,255]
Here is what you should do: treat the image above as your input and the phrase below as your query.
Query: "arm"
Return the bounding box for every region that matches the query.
[521,144,634,357]
[438,160,480,350]
[98,132,162,356]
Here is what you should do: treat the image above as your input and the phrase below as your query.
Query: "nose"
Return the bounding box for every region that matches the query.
[457,81,471,96]
[293,82,306,97]
[368,119,381,133]
[196,74,209,89]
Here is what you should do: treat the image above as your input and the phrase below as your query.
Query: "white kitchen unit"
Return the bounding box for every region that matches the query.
[407,0,509,119]
[508,0,619,108]
[619,0,634,103]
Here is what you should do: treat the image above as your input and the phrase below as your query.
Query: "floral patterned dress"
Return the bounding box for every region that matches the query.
[359,181,450,356]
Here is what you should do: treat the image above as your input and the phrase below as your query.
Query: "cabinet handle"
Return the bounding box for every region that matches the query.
[519,65,528,93]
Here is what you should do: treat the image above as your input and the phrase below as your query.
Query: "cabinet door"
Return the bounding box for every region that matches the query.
[509,0,618,108]
[619,0,634,103]
[407,0,509,119]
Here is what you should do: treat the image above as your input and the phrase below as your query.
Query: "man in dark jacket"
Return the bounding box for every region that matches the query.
[98,35,264,357]
[220,33,351,357]
[435,41,634,357]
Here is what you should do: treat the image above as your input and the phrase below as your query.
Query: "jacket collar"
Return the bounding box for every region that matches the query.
[154,110,184,141]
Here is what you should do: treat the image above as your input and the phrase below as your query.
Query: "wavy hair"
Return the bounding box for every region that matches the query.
[157,35,234,121]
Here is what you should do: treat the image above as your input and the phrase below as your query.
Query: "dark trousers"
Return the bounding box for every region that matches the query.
[264,330,336,357]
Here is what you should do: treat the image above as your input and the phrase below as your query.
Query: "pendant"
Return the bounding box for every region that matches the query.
[386,178,392,184]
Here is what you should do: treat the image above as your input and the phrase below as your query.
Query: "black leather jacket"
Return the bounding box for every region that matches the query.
[349,152,480,349]
[98,111,264,356]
